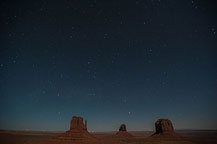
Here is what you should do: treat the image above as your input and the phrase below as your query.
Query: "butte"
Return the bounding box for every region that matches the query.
[39,116,99,144]
[151,119,182,139]
[116,124,133,137]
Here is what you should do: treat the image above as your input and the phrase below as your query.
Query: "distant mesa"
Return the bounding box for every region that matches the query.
[39,116,99,144]
[116,124,133,137]
[119,124,127,131]
[155,119,174,134]
[70,116,87,131]
[151,119,181,139]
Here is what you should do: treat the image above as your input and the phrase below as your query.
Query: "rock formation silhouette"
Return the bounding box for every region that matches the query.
[151,119,181,139]
[116,124,133,137]
[70,116,87,130]
[119,124,127,131]
[155,119,174,134]
[39,116,99,144]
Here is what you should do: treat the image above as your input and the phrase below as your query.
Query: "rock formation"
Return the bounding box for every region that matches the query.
[119,124,127,131]
[155,119,174,134]
[39,116,99,144]
[116,124,133,137]
[70,116,87,131]
[151,119,181,139]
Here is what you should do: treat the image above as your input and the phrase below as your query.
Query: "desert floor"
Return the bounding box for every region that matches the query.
[0,130,216,144]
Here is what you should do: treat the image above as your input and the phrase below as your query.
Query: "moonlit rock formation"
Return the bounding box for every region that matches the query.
[151,118,181,139]
[119,124,127,131]
[155,119,174,134]
[70,116,87,131]
[39,116,99,144]
[116,124,133,137]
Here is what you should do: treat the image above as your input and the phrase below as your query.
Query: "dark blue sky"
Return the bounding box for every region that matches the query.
[0,0,217,132]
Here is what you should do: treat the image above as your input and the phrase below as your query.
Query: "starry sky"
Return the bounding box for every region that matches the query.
[0,0,217,132]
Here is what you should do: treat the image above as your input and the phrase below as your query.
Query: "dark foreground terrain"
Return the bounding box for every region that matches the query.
[0,130,216,144]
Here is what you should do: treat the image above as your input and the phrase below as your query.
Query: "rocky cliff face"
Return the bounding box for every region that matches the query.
[70,116,87,131]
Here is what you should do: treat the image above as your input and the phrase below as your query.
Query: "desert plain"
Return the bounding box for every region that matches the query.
[0,129,217,144]
[0,116,216,144]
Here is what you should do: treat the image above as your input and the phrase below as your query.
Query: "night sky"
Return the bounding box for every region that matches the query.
[0,0,217,132]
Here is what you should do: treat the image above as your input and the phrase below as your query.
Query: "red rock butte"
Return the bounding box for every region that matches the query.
[155,119,174,134]
[39,116,99,144]
[116,124,133,138]
[70,116,87,131]
[151,119,182,139]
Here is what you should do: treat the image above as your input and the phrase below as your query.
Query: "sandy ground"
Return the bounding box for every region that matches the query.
[0,130,217,144]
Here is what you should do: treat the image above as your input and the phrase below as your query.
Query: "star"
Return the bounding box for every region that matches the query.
[211,28,216,35]
[42,90,46,94]
[103,33,109,39]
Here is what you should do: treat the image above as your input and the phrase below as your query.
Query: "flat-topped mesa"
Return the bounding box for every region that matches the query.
[116,124,133,137]
[39,116,99,144]
[151,118,182,139]
[155,119,174,134]
[70,116,87,131]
